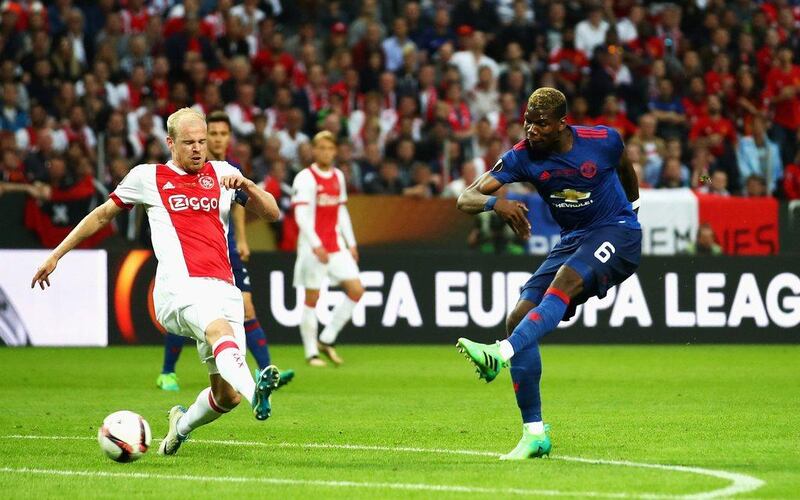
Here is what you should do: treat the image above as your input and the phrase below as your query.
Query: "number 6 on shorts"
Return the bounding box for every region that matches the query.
[594,241,616,263]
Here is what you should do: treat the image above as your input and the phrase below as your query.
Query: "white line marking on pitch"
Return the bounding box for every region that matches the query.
[1,435,764,499]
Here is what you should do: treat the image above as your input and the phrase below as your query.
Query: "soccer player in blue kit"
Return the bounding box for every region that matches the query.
[456,88,641,460]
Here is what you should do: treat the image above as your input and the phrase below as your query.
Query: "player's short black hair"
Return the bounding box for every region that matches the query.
[206,111,231,129]
[527,87,568,119]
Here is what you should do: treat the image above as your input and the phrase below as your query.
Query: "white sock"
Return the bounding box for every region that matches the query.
[177,387,229,437]
[319,297,357,345]
[498,339,515,361]
[524,421,545,435]
[212,337,256,405]
[299,305,319,358]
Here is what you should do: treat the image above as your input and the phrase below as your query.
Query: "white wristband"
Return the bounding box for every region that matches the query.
[631,198,641,210]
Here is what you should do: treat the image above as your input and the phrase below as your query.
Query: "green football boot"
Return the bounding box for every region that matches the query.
[252,365,280,421]
[456,337,508,382]
[500,424,552,460]
[254,368,295,390]
[156,372,180,391]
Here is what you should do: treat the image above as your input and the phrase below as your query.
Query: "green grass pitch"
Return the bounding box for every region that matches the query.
[0,345,797,498]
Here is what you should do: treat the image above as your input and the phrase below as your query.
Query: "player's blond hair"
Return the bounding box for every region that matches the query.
[312,130,337,147]
[167,108,206,139]
[527,87,568,119]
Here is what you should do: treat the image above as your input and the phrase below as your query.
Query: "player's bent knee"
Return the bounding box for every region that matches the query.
[205,319,235,346]
[304,289,320,307]
[552,265,585,298]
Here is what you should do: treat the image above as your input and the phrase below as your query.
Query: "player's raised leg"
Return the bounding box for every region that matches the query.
[205,319,280,420]
[318,277,363,365]
[156,333,186,391]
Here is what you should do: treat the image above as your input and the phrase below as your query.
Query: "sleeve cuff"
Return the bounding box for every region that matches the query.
[109,193,133,210]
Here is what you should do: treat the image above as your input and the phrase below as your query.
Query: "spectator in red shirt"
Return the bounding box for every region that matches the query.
[681,76,708,128]
[704,52,735,101]
[763,46,800,165]
[593,95,637,139]
[548,27,588,97]
[689,94,737,159]
[783,150,800,200]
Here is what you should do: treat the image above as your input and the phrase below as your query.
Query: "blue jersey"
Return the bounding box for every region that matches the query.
[490,125,639,235]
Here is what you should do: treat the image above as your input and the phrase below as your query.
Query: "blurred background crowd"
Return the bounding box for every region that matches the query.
[1,0,799,252]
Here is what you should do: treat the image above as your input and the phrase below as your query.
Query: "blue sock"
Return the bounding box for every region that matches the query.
[507,287,570,353]
[244,319,272,370]
[162,333,186,374]
[510,343,542,423]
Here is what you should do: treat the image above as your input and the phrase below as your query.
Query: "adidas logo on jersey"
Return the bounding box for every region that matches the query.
[162,181,175,190]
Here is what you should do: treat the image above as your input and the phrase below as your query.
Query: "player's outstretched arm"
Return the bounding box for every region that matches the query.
[221,175,280,222]
[457,172,530,237]
[616,146,640,209]
[30,199,123,289]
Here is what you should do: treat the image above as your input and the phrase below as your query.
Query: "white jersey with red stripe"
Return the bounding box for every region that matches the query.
[110,160,242,288]
[290,163,347,254]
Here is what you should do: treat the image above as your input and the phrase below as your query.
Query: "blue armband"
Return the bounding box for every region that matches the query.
[484,196,497,212]
[234,189,249,207]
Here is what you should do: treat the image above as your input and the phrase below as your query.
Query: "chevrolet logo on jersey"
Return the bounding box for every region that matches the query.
[550,189,593,208]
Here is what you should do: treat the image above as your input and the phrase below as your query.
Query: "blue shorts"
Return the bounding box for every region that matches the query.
[519,224,642,320]
[229,247,252,293]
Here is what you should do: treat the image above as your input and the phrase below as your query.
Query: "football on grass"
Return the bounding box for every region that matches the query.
[97,410,152,462]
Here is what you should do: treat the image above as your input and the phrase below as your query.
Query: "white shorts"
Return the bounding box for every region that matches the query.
[293,250,360,289]
[153,277,245,375]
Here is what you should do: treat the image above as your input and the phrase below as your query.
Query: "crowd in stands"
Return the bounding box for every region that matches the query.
[2,0,800,248]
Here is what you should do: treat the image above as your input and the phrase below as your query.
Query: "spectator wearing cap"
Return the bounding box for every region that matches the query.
[736,117,782,196]
[450,30,499,91]
[382,18,417,73]
[324,21,349,61]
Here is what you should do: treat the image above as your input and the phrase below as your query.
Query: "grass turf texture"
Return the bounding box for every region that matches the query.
[0,345,796,498]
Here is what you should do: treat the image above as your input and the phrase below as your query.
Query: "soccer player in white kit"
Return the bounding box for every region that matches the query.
[291,131,364,366]
[31,108,283,456]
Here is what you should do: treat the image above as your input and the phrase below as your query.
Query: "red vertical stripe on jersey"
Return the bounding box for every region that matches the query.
[308,166,341,252]
[155,163,233,283]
